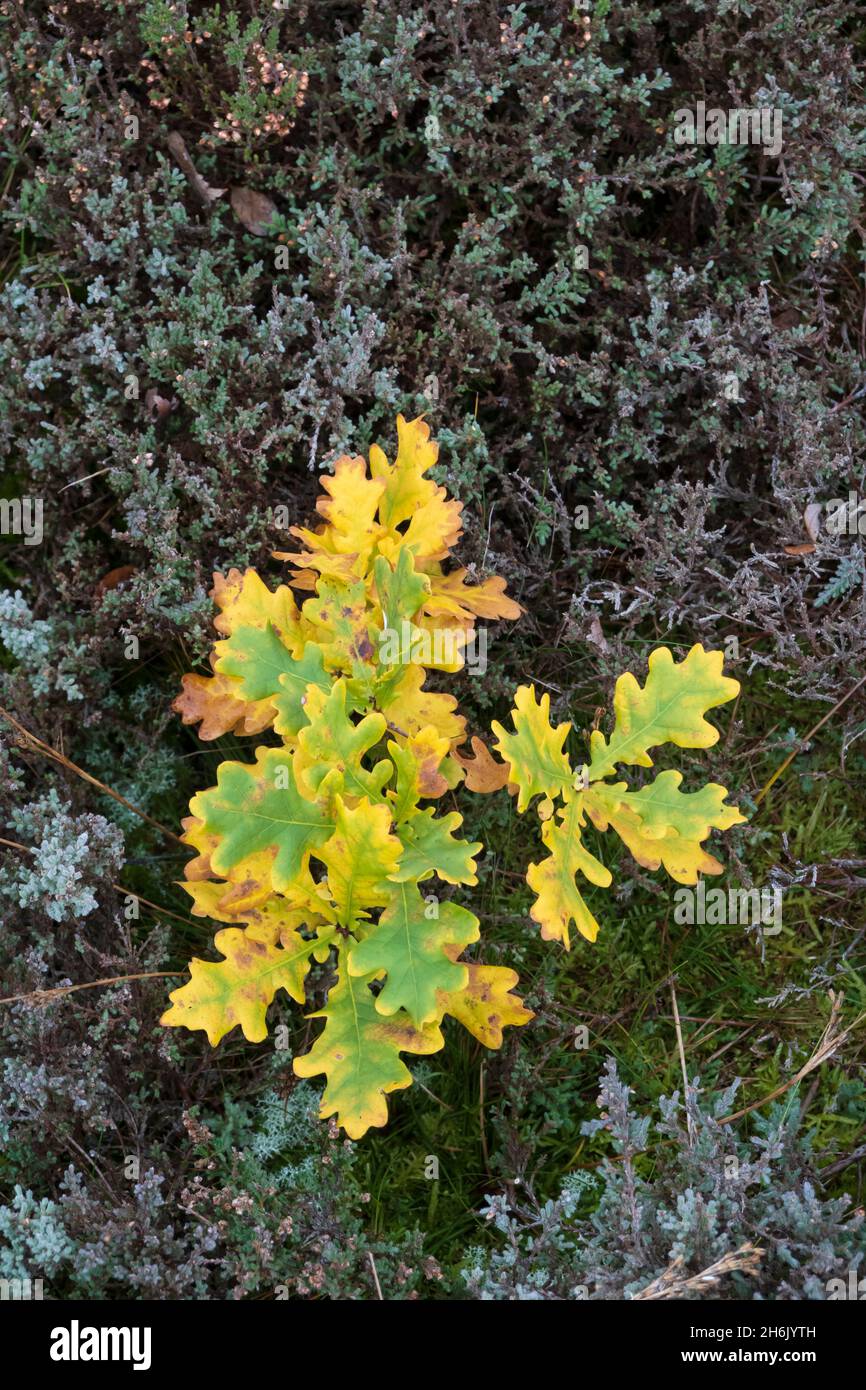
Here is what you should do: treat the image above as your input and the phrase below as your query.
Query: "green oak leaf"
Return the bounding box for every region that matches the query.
[391,807,481,884]
[293,962,443,1140]
[587,644,741,780]
[348,881,478,1025]
[374,548,430,631]
[190,747,336,893]
[215,624,329,735]
[295,677,390,800]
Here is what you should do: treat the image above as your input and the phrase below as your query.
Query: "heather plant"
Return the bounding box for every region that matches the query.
[174,1083,448,1299]
[0,789,124,925]
[463,1059,866,1301]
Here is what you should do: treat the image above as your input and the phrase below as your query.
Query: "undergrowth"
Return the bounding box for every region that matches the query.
[1,0,864,1299]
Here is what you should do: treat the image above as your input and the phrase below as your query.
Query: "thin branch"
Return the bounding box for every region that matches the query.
[366,1251,384,1301]
[754,673,866,805]
[670,980,694,1143]
[632,1243,763,1300]
[0,705,183,842]
[718,993,864,1126]
[0,972,180,1008]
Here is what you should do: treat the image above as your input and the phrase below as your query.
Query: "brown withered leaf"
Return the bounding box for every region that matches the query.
[166,131,226,205]
[586,615,610,653]
[94,565,136,599]
[803,502,823,543]
[784,544,816,556]
[230,186,278,236]
[453,736,512,793]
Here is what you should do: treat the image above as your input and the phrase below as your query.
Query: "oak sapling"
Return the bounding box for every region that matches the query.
[164,417,745,1136]
[163,415,530,1139]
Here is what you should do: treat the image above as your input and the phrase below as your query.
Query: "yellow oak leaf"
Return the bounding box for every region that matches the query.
[281,452,388,584]
[285,454,385,582]
[211,567,302,641]
[293,964,444,1139]
[273,544,359,585]
[422,566,523,623]
[378,484,463,564]
[588,643,741,780]
[369,413,440,530]
[317,794,403,927]
[526,795,611,947]
[410,613,472,672]
[379,663,466,746]
[314,453,386,559]
[491,684,572,811]
[161,921,331,1045]
[181,877,336,933]
[440,950,534,1047]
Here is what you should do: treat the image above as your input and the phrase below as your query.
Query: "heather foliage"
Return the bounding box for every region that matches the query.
[463,1060,866,1300]
[1,0,865,1300]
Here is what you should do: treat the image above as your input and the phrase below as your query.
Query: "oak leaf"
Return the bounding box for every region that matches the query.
[348,882,478,1025]
[317,795,402,926]
[190,748,336,894]
[441,952,534,1047]
[292,965,444,1140]
[161,921,330,1045]
[491,685,572,811]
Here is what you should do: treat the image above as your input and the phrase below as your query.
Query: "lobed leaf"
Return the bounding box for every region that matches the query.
[189,748,336,895]
[317,795,402,926]
[440,953,534,1047]
[491,684,572,811]
[587,644,740,780]
[392,806,481,885]
[293,963,444,1140]
[526,795,611,948]
[348,882,478,1025]
[583,779,735,885]
[294,678,389,800]
[161,921,331,1046]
